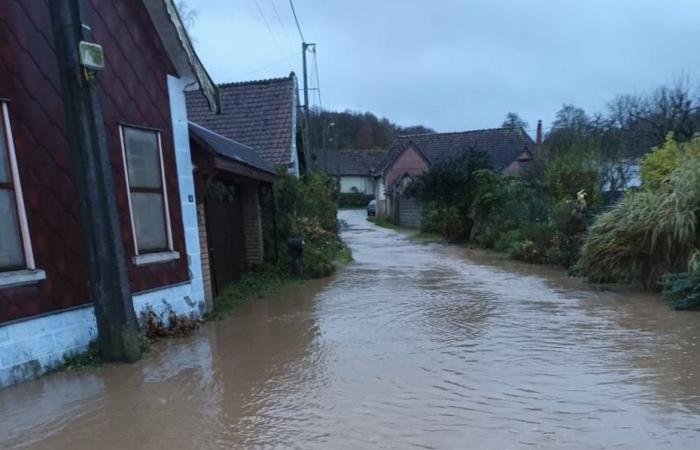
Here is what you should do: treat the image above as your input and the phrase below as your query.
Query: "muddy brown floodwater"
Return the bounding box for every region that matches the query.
[2,210,700,449]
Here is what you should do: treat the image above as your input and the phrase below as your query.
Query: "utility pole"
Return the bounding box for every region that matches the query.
[49,0,141,362]
[301,42,314,162]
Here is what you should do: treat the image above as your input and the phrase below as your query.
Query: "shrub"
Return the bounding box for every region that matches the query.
[421,204,468,242]
[662,272,700,310]
[338,192,374,208]
[267,169,349,278]
[494,229,522,252]
[507,239,545,263]
[580,160,700,288]
[544,143,602,207]
[641,133,700,189]
[414,150,493,240]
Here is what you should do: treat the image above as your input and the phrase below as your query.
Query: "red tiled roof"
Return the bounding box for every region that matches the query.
[312,148,387,176]
[186,74,297,166]
[380,128,535,173]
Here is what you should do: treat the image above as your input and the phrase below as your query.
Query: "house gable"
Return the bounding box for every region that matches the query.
[385,144,430,189]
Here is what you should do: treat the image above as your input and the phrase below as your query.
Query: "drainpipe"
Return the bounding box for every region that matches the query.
[49,0,141,362]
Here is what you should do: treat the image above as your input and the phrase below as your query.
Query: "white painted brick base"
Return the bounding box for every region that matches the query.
[0,283,203,388]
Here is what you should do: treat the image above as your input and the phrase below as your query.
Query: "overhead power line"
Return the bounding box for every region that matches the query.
[252,0,285,54]
[234,51,300,78]
[288,0,305,42]
[268,0,295,49]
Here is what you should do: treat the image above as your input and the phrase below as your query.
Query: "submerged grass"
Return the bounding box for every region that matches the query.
[368,216,442,242]
[49,341,103,372]
[367,216,403,230]
[335,242,354,265]
[204,265,300,321]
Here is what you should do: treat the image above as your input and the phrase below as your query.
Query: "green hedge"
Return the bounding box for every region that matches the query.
[338,192,374,208]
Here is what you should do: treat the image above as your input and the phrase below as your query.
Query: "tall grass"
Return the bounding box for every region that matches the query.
[580,160,700,288]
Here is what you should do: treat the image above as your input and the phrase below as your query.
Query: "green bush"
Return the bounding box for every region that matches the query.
[267,169,349,278]
[413,151,493,241]
[662,272,700,310]
[492,229,520,252]
[507,239,545,263]
[640,134,700,190]
[544,142,602,207]
[421,204,468,242]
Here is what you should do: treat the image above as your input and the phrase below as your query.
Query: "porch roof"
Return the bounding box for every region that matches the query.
[189,122,275,183]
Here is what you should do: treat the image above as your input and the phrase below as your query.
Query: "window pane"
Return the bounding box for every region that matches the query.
[124,127,161,189]
[0,189,24,269]
[131,192,167,252]
[0,118,9,183]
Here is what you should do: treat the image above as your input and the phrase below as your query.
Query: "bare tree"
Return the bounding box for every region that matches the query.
[176,1,198,33]
[501,112,528,130]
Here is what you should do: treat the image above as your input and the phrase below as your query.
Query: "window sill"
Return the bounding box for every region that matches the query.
[133,251,180,266]
[0,269,46,289]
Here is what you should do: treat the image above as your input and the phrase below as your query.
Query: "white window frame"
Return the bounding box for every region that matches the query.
[1,101,35,270]
[119,124,177,264]
[0,101,45,287]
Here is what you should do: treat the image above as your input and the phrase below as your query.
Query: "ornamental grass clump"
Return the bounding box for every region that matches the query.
[580,158,700,289]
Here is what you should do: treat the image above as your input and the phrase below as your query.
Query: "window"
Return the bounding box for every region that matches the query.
[120,126,173,256]
[0,101,35,272]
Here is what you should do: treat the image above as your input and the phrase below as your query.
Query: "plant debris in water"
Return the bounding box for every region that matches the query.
[139,306,201,341]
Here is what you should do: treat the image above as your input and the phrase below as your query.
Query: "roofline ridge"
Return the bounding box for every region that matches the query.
[217,73,295,88]
[397,127,519,139]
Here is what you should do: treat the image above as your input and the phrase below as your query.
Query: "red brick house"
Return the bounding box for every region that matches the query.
[0,0,218,387]
[375,127,537,227]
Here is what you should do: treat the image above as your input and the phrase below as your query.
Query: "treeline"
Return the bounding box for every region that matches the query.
[307,107,434,150]
[543,78,700,189]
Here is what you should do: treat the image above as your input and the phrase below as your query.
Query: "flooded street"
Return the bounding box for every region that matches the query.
[2,209,700,449]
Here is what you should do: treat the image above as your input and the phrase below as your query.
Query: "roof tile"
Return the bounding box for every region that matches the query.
[186,74,297,166]
[380,128,535,172]
[312,148,387,176]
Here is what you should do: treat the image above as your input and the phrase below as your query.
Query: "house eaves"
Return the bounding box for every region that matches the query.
[142,0,220,112]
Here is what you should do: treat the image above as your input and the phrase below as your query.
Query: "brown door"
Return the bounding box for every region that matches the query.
[205,181,246,296]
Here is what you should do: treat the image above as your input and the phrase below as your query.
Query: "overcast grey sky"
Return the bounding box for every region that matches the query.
[186,0,700,134]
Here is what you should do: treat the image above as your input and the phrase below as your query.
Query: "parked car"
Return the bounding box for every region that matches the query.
[367,199,377,216]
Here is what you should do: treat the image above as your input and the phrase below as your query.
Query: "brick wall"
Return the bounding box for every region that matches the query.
[196,202,213,310]
[241,184,263,267]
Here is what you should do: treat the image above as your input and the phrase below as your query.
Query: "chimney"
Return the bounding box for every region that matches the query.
[535,120,543,145]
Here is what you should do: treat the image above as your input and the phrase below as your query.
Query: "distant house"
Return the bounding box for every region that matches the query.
[186,74,306,176]
[375,127,538,227]
[0,0,217,387]
[312,148,386,195]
